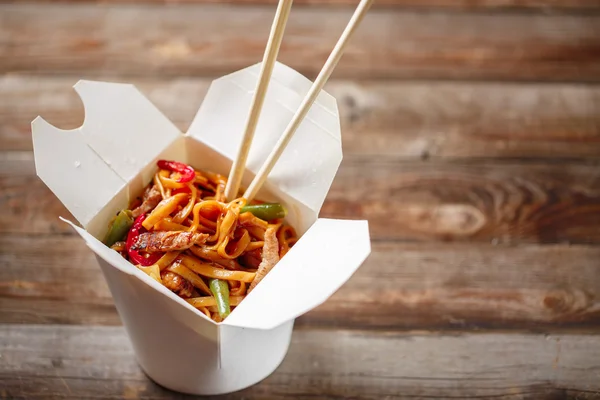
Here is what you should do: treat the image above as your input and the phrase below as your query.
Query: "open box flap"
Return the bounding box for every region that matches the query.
[187,62,342,214]
[32,118,126,228]
[32,80,181,228]
[223,218,371,330]
[74,80,181,183]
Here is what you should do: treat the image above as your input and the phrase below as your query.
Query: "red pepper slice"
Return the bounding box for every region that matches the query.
[157,160,195,183]
[126,214,163,266]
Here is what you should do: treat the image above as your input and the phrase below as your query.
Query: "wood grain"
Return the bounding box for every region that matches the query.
[10,0,600,11]
[326,159,600,243]
[1,324,599,399]
[3,76,600,159]
[1,5,599,81]
[1,0,599,397]
[0,155,76,236]
[2,156,599,243]
[2,234,600,330]
[310,242,600,330]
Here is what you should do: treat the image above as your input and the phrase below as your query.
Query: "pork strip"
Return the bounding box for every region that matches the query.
[248,224,280,293]
[131,231,209,252]
[132,185,162,218]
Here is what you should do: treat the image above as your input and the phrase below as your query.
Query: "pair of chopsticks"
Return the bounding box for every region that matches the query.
[224,0,374,202]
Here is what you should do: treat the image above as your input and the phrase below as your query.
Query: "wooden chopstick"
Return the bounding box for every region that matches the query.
[224,0,294,201]
[243,0,374,201]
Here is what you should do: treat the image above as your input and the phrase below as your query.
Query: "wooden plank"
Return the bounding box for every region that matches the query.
[0,154,75,236]
[2,155,599,243]
[11,0,600,12]
[325,159,600,243]
[2,234,600,330]
[0,76,207,152]
[3,76,600,158]
[1,5,599,81]
[1,324,599,399]
[309,242,600,330]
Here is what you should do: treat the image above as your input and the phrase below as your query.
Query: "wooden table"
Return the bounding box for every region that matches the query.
[1,1,600,398]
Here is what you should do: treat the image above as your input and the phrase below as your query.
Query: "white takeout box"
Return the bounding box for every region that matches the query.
[32,62,371,395]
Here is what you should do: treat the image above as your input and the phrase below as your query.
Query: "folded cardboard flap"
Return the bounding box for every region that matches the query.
[75,80,182,183]
[225,62,339,137]
[187,62,342,215]
[223,218,371,330]
[32,80,182,229]
[32,117,127,228]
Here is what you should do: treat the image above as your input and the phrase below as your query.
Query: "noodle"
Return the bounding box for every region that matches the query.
[159,173,187,189]
[138,264,162,283]
[188,246,244,270]
[277,225,298,258]
[217,228,251,259]
[186,296,244,308]
[154,172,166,200]
[143,193,188,229]
[167,263,211,295]
[153,219,188,232]
[106,160,298,322]
[245,241,264,252]
[155,251,181,271]
[179,255,256,283]
[173,184,197,223]
[230,281,247,297]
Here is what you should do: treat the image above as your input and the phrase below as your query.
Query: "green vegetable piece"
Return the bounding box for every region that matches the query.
[209,278,231,319]
[240,203,287,221]
[103,210,134,247]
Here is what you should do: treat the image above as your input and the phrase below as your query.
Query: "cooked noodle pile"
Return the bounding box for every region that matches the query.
[103,160,298,322]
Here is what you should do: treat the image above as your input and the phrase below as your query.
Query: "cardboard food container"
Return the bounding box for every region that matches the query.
[32,62,371,395]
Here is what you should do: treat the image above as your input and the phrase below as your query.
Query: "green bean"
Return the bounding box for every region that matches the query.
[240,203,287,221]
[103,210,134,247]
[209,278,231,319]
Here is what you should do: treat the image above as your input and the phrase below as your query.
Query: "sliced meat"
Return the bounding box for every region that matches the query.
[131,231,209,252]
[161,271,194,298]
[248,224,280,293]
[132,185,162,218]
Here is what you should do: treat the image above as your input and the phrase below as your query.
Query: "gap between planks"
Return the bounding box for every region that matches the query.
[2,76,599,159]
[2,235,600,331]
[0,324,599,399]
[3,155,600,244]
[0,4,599,81]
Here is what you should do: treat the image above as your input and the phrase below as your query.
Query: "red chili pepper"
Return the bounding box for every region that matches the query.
[126,214,163,266]
[157,160,195,183]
